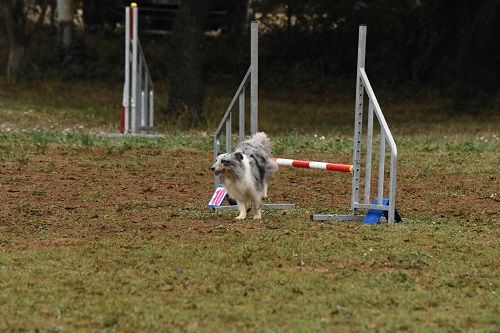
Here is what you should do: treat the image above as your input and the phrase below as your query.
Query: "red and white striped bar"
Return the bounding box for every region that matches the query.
[273,158,353,173]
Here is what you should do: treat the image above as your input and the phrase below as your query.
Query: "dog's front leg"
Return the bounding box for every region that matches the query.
[235,202,247,220]
[253,200,262,220]
[263,184,268,199]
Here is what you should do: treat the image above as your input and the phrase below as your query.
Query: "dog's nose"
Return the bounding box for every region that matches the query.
[210,166,215,171]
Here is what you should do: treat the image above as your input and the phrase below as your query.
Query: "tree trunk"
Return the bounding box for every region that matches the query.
[166,0,213,119]
[57,0,72,51]
[7,42,25,81]
[1,0,27,83]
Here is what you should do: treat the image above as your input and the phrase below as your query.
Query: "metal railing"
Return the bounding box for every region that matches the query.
[213,21,258,188]
[312,25,398,224]
[122,4,154,134]
[354,68,398,223]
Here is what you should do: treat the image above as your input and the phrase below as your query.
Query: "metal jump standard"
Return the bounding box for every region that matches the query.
[212,24,400,224]
[121,3,155,135]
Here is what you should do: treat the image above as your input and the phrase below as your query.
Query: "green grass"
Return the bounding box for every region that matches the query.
[0,80,499,332]
[0,211,498,332]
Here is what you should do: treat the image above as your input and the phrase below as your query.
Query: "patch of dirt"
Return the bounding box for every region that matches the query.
[0,147,498,250]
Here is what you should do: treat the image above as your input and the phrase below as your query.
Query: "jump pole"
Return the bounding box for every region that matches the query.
[273,158,353,173]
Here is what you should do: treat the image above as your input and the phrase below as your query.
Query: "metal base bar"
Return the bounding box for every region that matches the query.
[102,133,165,139]
[214,203,296,210]
[353,203,390,211]
[311,214,365,222]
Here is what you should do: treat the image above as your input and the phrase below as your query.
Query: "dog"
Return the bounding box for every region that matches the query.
[211,132,278,220]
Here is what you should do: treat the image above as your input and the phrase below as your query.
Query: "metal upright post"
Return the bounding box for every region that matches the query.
[377,130,386,206]
[213,137,220,188]
[351,25,367,215]
[226,114,232,153]
[143,77,148,127]
[250,21,258,135]
[130,4,138,134]
[364,99,374,203]
[239,90,245,142]
[388,152,397,224]
[123,6,131,134]
[149,91,154,128]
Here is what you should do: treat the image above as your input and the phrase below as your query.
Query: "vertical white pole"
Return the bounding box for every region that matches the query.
[378,130,386,206]
[388,154,397,224]
[143,77,148,127]
[364,99,374,204]
[213,137,220,188]
[226,114,232,152]
[123,7,130,133]
[141,90,146,127]
[131,5,138,134]
[149,90,154,128]
[351,25,367,214]
[250,21,258,135]
[239,90,245,142]
[138,57,143,127]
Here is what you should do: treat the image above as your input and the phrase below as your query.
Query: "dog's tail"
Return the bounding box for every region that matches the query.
[252,132,278,174]
[252,132,272,156]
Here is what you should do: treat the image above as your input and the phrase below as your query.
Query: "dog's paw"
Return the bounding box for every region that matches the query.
[235,215,246,220]
[253,215,262,220]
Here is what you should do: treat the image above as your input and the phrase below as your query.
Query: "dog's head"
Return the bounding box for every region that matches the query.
[211,152,243,176]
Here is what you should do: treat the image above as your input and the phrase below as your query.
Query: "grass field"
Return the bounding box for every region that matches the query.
[0,80,499,332]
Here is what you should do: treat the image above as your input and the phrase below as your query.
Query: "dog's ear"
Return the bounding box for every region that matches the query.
[234,152,243,161]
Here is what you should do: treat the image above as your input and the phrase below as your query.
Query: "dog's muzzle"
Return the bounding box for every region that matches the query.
[211,166,221,175]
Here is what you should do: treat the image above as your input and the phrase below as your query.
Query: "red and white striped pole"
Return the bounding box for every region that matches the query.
[273,158,353,173]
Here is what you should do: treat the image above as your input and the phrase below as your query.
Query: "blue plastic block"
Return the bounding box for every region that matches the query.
[363,198,390,224]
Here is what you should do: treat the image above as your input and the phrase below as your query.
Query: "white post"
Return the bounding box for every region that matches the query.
[378,131,386,206]
[130,5,138,134]
[149,90,154,128]
[351,25,367,215]
[226,114,232,152]
[364,99,374,203]
[239,90,245,141]
[141,90,146,127]
[388,154,397,224]
[250,21,258,135]
[143,77,148,127]
[123,7,131,133]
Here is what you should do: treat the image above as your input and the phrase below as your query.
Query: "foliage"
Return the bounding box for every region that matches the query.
[0,0,497,108]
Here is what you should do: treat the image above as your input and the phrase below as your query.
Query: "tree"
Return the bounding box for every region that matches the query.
[1,0,53,82]
[1,0,27,82]
[56,0,72,51]
[166,0,213,120]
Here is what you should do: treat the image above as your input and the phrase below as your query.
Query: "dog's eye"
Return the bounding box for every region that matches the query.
[222,160,231,165]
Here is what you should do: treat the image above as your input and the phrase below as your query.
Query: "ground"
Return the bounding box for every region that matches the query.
[0,81,498,332]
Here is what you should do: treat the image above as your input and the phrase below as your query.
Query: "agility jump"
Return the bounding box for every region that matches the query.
[273,158,353,173]
[210,23,400,224]
[121,3,155,135]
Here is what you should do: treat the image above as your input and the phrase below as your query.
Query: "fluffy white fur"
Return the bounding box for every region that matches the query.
[222,154,262,219]
[211,132,277,220]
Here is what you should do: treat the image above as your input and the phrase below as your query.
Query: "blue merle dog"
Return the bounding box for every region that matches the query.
[211,132,278,220]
